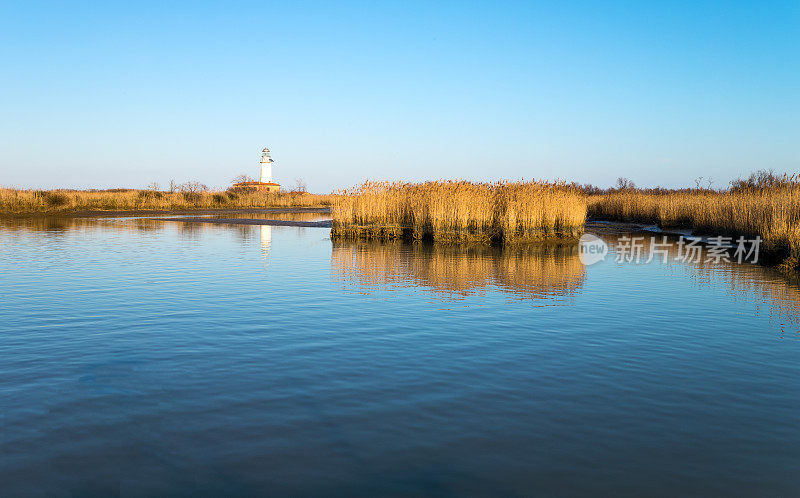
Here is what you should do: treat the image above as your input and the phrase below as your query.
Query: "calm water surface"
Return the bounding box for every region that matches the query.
[2,217,800,496]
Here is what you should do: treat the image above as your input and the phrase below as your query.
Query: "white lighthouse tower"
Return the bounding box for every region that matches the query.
[260,147,274,183]
[231,146,280,192]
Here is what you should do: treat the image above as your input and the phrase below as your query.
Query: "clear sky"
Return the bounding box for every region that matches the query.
[1,0,797,192]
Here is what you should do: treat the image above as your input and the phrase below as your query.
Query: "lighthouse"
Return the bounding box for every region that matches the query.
[260,147,274,183]
[232,146,280,192]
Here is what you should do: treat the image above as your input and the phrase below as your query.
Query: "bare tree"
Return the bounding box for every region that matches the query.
[179,181,208,193]
[730,168,784,191]
[293,178,308,193]
[231,174,254,185]
[169,179,177,193]
[694,176,704,190]
[615,177,635,190]
[147,182,160,191]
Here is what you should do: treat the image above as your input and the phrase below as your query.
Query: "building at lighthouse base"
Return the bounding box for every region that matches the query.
[230,181,281,193]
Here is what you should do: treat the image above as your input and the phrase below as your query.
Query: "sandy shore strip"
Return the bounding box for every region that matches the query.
[148,218,689,234]
[71,207,331,218]
[156,216,332,228]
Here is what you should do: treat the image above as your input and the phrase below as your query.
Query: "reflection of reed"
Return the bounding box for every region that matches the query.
[331,240,585,301]
[600,233,800,329]
[0,211,328,234]
[494,245,585,298]
[0,217,105,232]
[0,216,168,233]
[709,264,800,328]
[686,251,800,329]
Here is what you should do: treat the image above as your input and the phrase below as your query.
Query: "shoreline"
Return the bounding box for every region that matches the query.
[156,216,332,228]
[157,217,640,233]
[1,210,794,275]
[0,206,331,218]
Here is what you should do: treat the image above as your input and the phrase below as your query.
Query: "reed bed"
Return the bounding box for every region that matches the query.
[588,184,800,270]
[331,180,586,243]
[0,188,332,214]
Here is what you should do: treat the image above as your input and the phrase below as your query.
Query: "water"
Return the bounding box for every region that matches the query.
[1,217,800,496]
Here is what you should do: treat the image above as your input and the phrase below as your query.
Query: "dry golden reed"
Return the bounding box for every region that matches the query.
[588,183,800,268]
[331,180,586,243]
[0,188,332,214]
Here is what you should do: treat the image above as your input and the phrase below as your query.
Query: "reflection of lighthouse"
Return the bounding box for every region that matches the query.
[260,147,274,183]
[260,225,272,255]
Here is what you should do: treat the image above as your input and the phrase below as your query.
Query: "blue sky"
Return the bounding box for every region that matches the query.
[1,0,797,192]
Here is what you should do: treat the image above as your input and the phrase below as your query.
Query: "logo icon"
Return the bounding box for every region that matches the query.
[579,233,608,266]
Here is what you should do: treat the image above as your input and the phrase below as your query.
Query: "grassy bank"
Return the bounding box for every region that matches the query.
[330,173,799,273]
[331,180,586,243]
[587,176,800,272]
[0,188,332,214]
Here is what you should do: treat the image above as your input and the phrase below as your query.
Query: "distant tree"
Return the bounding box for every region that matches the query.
[231,174,254,185]
[179,181,208,193]
[730,169,789,191]
[139,183,164,201]
[615,177,636,190]
[694,176,704,190]
[579,183,604,195]
[169,179,177,193]
[293,178,308,193]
